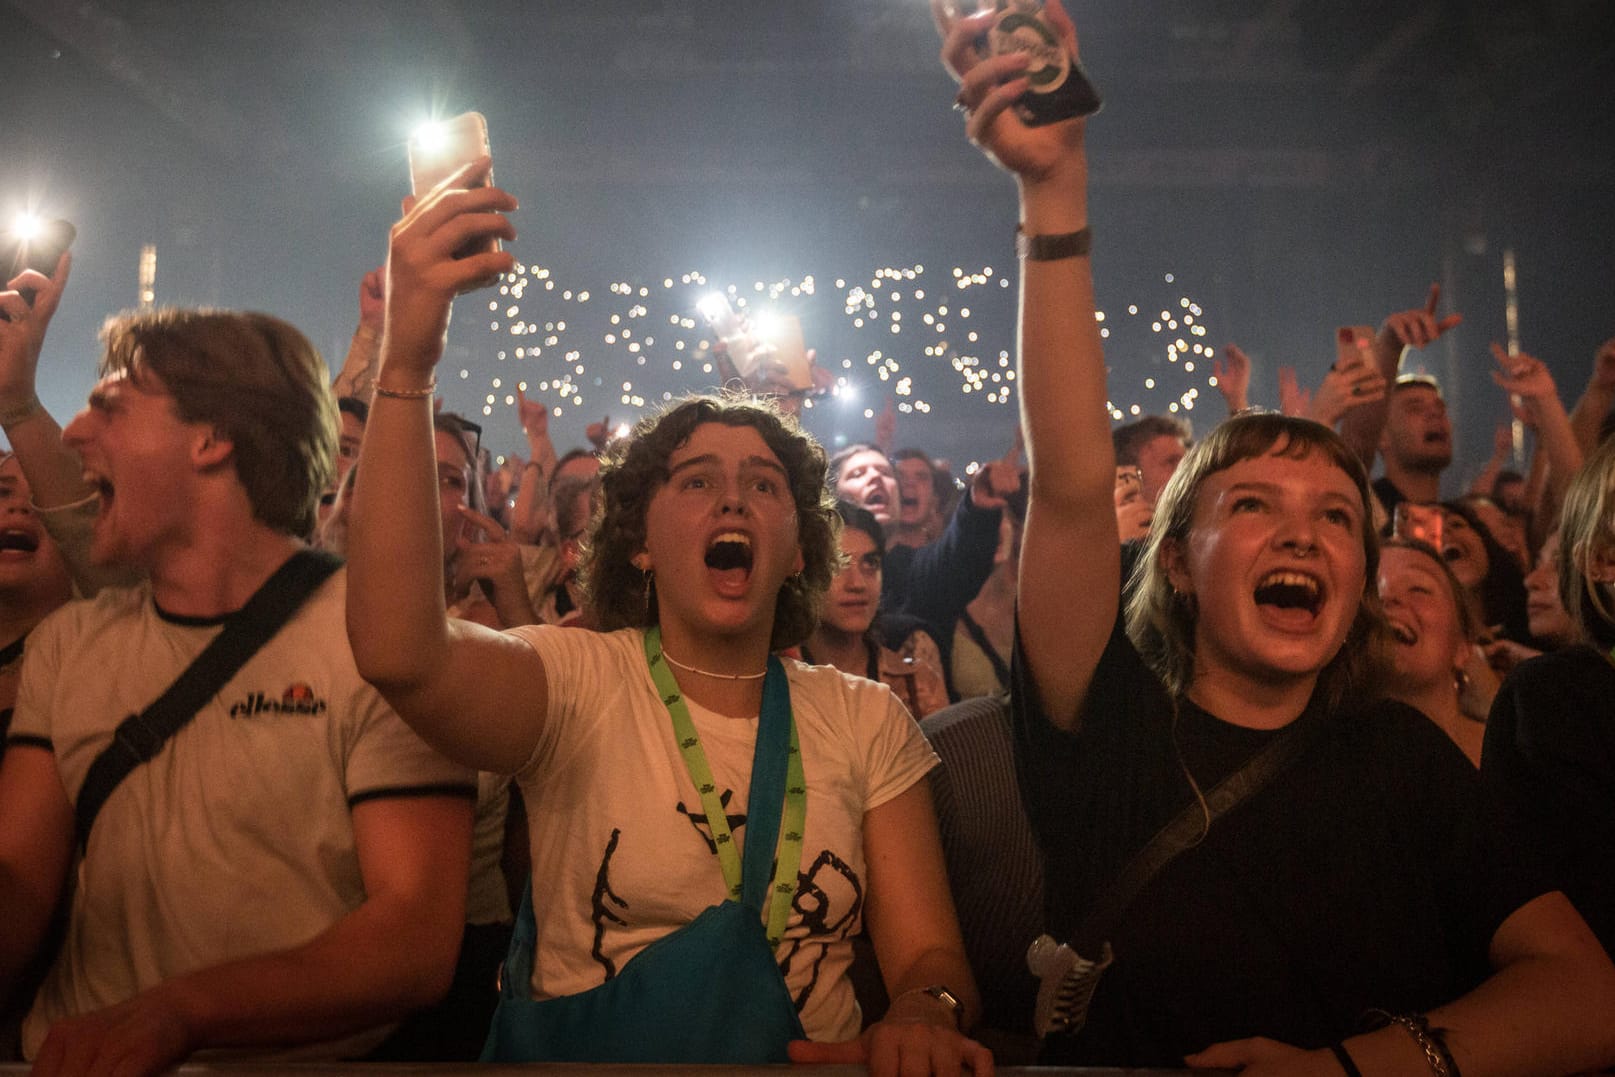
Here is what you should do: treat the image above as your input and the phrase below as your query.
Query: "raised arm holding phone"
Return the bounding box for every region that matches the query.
[937,1,1615,1073]
[347,147,990,1072]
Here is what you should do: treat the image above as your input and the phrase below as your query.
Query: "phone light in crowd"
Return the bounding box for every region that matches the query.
[614,423,631,441]
[11,212,44,241]
[749,311,781,341]
[696,292,730,323]
[410,119,450,155]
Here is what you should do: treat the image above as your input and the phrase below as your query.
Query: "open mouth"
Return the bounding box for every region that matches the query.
[1387,618,1418,645]
[1253,570,1323,617]
[83,470,114,506]
[0,528,39,554]
[704,531,754,576]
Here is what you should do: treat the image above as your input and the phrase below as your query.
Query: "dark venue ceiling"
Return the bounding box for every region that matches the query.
[7,1,1614,471]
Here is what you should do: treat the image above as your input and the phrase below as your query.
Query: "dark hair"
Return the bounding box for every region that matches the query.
[435,411,487,518]
[828,443,890,488]
[549,448,599,494]
[553,473,600,543]
[1125,412,1389,712]
[337,395,370,424]
[835,499,886,554]
[1112,414,1191,467]
[580,393,840,650]
[1442,498,1529,643]
[99,308,335,539]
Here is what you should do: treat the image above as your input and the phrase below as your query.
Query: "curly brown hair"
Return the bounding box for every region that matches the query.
[1124,411,1390,713]
[579,393,840,650]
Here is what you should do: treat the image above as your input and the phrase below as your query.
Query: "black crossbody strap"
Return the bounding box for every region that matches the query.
[1072,708,1329,952]
[74,549,343,849]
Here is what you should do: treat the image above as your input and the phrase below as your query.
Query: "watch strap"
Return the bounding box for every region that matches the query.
[1016,226,1092,261]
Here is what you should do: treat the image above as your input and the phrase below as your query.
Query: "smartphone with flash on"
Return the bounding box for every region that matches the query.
[407,111,497,258]
[756,314,813,392]
[1,217,76,307]
[1335,325,1375,370]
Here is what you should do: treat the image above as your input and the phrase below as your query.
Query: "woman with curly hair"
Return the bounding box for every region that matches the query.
[344,159,987,1074]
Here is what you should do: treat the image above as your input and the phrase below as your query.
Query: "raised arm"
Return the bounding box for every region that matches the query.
[936,0,1115,728]
[1566,336,1615,460]
[1490,344,1580,529]
[1336,284,1462,464]
[345,159,546,773]
[329,266,385,399]
[0,255,135,596]
[507,385,557,546]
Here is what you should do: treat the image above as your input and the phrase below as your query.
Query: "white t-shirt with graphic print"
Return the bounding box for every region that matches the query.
[509,624,938,1043]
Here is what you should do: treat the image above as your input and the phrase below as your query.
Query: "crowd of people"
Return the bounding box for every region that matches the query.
[2,1,1614,1074]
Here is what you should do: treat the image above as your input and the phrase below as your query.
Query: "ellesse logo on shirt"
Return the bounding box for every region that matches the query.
[228,683,329,718]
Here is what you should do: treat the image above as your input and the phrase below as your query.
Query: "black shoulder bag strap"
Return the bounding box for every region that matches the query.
[1030,706,1332,1037]
[74,549,343,850]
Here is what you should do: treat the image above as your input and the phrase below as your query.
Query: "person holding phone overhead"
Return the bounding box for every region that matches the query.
[934,0,1615,1072]
[345,156,991,1073]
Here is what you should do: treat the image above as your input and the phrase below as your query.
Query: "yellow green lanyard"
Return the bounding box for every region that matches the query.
[644,628,806,947]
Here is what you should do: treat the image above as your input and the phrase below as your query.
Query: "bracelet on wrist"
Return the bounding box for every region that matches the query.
[1363,1010,1460,1077]
[1015,225,1092,262]
[371,379,436,400]
[0,394,46,428]
[353,324,380,343]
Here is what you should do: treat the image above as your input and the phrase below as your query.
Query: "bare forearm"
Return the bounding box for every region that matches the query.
[508,462,549,545]
[1017,161,1112,513]
[1567,384,1613,460]
[1,409,95,511]
[1533,397,1583,517]
[330,327,380,400]
[346,388,452,689]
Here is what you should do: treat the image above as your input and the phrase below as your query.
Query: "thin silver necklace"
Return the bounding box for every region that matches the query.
[661,648,768,681]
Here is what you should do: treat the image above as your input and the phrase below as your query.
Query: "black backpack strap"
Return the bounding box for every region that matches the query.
[74,549,343,849]
[1072,704,1330,952]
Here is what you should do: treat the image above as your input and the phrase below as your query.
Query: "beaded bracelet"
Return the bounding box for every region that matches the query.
[371,380,436,400]
[1364,1010,1461,1077]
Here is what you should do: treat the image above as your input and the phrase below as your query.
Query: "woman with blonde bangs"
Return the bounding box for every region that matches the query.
[935,0,1615,1070]
[1377,538,1496,767]
[1486,434,1615,962]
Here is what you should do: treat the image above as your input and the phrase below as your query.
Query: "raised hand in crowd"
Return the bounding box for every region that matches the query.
[1211,342,1251,415]
[1113,465,1151,541]
[331,266,386,399]
[506,385,557,544]
[1307,351,1387,428]
[969,434,1023,513]
[1490,342,1581,526]
[1337,282,1461,464]
[875,396,898,455]
[1566,334,1615,459]
[0,253,92,513]
[451,505,539,629]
